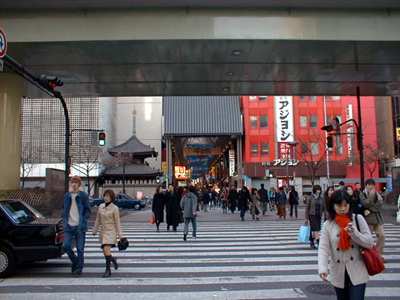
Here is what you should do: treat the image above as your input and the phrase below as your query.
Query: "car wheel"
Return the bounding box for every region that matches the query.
[0,246,16,278]
[134,204,141,210]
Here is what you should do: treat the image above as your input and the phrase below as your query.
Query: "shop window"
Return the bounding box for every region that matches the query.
[251,144,259,155]
[300,116,308,128]
[301,143,308,154]
[337,144,344,155]
[311,143,319,155]
[261,143,270,155]
[260,115,268,128]
[250,116,258,128]
[310,115,318,128]
[249,96,257,101]
[259,96,268,101]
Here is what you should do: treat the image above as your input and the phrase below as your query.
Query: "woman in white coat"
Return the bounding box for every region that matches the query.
[93,189,123,278]
[318,190,374,300]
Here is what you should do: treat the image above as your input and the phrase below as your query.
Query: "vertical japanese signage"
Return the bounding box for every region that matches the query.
[229,149,235,177]
[275,96,294,142]
[346,104,354,165]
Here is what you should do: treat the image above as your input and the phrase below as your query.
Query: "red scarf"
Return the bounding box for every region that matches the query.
[335,214,351,251]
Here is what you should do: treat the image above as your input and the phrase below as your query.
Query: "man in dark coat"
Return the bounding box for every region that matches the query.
[288,185,299,219]
[165,185,181,232]
[152,186,165,232]
[202,188,210,212]
[238,186,251,221]
[228,187,238,214]
[258,184,269,215]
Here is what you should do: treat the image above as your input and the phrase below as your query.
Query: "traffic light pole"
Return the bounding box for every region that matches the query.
[356,86,365,189]
[321,88,365,188]
[54,91,71,194]
[3,55,71,193]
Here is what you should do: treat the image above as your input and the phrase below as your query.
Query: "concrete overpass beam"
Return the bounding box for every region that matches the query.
[0,74,24,191]
[2,9,400,42]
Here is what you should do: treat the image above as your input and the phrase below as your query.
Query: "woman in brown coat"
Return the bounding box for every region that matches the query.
[93,189,123,278]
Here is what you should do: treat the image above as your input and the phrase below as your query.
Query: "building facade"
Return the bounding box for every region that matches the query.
[242,95,381,193]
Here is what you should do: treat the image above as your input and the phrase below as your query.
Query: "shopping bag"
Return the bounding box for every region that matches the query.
[397,211,400,224]
[298,225,310,243]
[148,213,156,224]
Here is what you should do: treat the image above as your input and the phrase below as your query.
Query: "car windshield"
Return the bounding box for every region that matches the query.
[0,201,38,224]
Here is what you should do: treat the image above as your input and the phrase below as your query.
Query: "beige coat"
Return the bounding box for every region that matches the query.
[318,214,374,289]
[93,203,123,245]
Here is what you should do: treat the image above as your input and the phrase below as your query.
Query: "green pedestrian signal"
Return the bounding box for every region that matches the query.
[98,132,106,146]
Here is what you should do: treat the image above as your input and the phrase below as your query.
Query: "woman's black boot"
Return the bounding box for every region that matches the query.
[103,256,112,278]
[111,256,118,270]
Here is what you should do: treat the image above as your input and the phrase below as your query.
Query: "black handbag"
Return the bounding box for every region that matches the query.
[118,237,129,251]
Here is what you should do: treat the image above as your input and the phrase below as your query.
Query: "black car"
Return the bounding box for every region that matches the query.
[0,199,64,277]
[90,193,146,210]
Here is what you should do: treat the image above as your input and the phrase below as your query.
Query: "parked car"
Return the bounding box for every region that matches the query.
[89,197,104,208]
[90,193,145,210]
[0,199,64,277]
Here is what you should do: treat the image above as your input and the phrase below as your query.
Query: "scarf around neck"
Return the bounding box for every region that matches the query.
[335,214,351,251]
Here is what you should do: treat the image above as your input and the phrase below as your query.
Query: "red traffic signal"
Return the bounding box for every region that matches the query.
[98,132,106,146]
[39,75,63,91]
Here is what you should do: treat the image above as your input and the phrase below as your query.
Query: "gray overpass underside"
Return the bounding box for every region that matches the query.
[2,7,400,97]
[1,0,400,9]
[7,39,400,97]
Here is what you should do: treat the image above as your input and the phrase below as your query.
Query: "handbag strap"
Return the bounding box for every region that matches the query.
[354,214,365,251]
[355,213,360,231]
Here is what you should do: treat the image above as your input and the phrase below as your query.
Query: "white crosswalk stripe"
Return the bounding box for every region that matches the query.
[1,212,399,300]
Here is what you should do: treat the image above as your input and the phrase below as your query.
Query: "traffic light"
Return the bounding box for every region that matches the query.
[327,135,334,148]
[98,132,106,146]
[39,75,63,90]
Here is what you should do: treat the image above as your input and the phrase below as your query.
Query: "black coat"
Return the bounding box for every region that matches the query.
[238,190,250,210]
[202,191,211,204]
[228,190,238,209]
[152,192,165,222]
[165,191,181,226]
[288,190,299,205]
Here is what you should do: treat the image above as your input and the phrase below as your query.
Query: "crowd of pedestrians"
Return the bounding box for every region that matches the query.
[61,175,387,300]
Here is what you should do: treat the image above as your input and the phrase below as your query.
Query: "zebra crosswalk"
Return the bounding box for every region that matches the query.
[1,211,400,300]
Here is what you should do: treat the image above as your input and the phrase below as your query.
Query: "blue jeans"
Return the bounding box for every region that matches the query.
[63,225,86,271]
[184,217,197,237]
[335,270,366,300]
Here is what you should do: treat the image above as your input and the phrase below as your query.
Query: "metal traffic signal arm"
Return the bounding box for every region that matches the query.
[321,117,365,188]
[3,54,71,193]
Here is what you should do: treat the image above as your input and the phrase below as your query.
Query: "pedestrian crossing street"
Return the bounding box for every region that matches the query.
[1,213,400,300]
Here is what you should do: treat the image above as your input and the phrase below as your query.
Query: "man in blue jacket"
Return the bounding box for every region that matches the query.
[62,176,91,275]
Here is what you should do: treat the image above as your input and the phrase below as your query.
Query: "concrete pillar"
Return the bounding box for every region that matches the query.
[0,74,24,191]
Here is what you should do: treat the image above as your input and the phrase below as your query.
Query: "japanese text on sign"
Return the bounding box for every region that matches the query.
[274,96,294,142]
